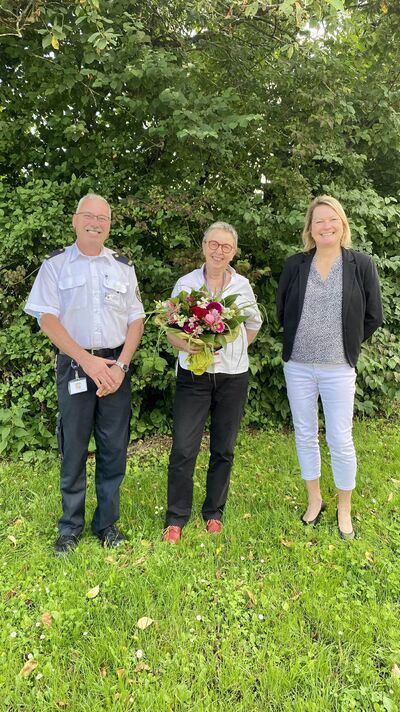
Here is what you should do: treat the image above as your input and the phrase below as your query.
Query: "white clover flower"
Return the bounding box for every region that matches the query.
[258,614,264,620]
[35,673,43,680]
[135,649,144,659]
[240,556,245,561]
[39,634,45,640]
[83,631,88,637]
[10,631,17,638]
[196,615,202,621]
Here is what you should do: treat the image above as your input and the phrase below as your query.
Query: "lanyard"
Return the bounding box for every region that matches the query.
[203,267,228,299]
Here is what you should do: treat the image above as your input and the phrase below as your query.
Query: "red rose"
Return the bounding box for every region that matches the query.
[191,306,209,319]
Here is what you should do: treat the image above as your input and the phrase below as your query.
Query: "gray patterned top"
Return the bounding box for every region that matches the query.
[291,254,346,364]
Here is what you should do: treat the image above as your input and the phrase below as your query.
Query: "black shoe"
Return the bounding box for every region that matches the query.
[54,533,80,557]
[95,524,126,548]
[336,510,355,540]
[301,501,327,526]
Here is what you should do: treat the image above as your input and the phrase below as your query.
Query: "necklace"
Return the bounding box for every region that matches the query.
[204,266,227,298]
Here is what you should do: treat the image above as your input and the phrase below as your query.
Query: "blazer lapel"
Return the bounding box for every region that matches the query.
[342,248,356,322]
[298,250,314,321]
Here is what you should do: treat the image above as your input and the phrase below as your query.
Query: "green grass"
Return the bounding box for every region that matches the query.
[1,420,400,712]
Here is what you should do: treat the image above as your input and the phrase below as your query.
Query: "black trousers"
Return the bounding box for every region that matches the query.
[166,365,249,527]
[56,351,131,536]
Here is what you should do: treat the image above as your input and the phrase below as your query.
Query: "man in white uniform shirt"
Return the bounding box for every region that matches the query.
[25,194,145,555]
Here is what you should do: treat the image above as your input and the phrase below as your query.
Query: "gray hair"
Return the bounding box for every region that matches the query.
[203,221,238,248]
[76,193,111,218]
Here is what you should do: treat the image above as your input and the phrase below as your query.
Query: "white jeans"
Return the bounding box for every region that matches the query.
[283,361,357,491]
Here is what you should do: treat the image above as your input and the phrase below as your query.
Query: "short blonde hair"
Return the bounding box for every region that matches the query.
[302,195,352,251]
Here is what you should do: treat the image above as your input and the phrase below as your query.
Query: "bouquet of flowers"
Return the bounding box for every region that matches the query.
[154,287,248,375]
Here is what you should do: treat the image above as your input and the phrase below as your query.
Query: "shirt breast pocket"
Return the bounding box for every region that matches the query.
[59,275,87,310]
[103,275,128,312]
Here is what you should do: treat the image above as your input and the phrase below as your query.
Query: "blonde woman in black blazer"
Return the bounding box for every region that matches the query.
[277,195,383,539]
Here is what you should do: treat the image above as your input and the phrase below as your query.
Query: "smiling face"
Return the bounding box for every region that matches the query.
[72,196,111,255]
[202,228,237,272]
[311,204,344,252]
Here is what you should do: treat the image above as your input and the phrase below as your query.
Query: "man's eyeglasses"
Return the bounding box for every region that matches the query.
[204,240,235,255]
[75,212,111,224]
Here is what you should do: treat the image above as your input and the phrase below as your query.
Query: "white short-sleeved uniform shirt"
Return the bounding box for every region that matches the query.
[24,242,145,349]
[172,265,262,375]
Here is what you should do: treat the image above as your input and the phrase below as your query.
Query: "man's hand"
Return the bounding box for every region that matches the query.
[80,354,119,390]
[96,364,125,397]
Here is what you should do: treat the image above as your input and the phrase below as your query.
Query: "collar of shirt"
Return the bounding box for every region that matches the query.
[69,242,112,264]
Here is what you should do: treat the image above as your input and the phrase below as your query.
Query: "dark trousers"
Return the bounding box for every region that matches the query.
[166,365,249,527]
[56,352,131,536]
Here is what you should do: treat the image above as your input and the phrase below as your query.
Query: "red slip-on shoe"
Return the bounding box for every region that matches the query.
[206,519,223,534]
[162,525,182,543]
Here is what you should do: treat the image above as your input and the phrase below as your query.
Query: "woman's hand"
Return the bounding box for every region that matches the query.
[166,333,203,354]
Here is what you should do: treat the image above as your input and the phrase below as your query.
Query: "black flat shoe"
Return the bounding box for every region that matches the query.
[336,510,355,540]
[301,501,327,526]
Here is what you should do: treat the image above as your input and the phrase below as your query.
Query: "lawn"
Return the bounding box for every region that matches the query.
[1,420,399,712]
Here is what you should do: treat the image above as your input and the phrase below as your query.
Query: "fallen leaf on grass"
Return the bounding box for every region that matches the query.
[132,556,146,567]
[56,702,69,710]
[7,535,17,546]
[135,662,151,672]
[290,591,302,601]
[5,590,17,600]
[391,664,400,678]
[116,668,126,679]
[246,590,257,607]
[280,538,293,548]
[20,659,38,678]
[365,551,374,563]
[86,585,100,599]
[215,569,222,580]
[243,513,252,519]
[328,544,335,551]
[105,556,116,564]
[99,665,107,678]
[13,518,24,527]
[41,612,53,627]
[388,492,393,502]
[136,616,154,630]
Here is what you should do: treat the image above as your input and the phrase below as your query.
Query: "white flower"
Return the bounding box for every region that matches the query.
[10,631,17,638]
[35,673,43,680]
[258,614,264,620]
[338,630,344,636]
[27,653,33,660]
[45,587,50,594]
[196,615,202,621]
[260,559,265,563]
[39,634,45,640]
[83,631,88,637]
[199,543,205,548]
[240,556,245,561]
[135,649,143,659]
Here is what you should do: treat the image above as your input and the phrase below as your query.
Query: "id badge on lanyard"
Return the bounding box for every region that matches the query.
[68,360,88,395]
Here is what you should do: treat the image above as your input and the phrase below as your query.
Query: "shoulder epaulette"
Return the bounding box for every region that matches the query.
[112,251,133,266]
[45,247,65,260]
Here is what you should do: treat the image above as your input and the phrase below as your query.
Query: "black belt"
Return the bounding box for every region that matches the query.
[58,346,123,357]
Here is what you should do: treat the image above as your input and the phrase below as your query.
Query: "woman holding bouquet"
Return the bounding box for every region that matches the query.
[163,222,262,543]
[277,196,383,540]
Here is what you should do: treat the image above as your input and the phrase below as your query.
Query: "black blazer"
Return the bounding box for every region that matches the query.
[276,248,384,367]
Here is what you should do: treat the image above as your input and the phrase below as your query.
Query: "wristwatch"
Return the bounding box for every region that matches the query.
[115,360,129,373]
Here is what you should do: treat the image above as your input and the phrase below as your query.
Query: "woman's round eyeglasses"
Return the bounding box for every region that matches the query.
[204,240,235,255]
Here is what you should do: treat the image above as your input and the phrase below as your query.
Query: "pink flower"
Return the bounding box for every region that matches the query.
[183,322,196,334]
[207,301,223,313]
[204,313,215,325]
[214,321,225,333]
